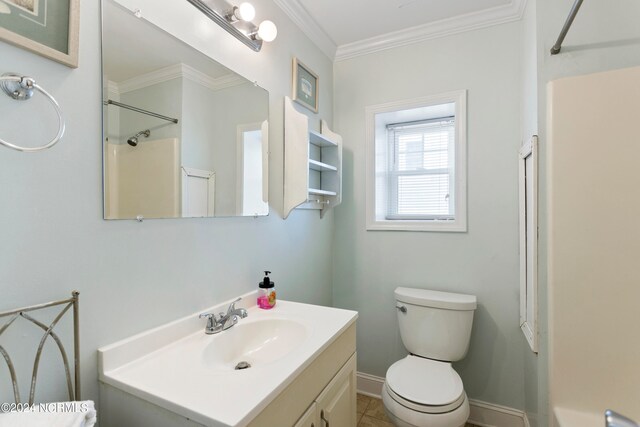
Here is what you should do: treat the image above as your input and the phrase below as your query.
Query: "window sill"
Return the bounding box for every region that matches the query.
[366,220,467,232]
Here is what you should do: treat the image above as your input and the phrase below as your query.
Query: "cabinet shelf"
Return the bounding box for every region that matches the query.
[309,130,338,147]
[284,96,342,219]
[308,188,337,196]
[308,159,337,172]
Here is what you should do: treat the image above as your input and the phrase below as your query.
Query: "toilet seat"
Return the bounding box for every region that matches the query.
[383,383,470,427]
[385,355,465,414]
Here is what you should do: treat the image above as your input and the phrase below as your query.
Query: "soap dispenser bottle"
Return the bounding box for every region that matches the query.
[257,271,276,309]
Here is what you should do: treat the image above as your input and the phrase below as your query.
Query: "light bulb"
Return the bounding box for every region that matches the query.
[235,2,255,21]
[257,20,277,42]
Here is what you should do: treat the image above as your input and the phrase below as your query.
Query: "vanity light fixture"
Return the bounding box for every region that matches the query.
[254,20,278,42]
[186,0,277,52]
[227,2,255,22]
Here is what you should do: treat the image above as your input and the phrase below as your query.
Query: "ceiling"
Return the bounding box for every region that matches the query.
[273,0,526,60]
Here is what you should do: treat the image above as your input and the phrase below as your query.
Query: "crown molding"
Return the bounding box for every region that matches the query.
[180,65,248,92]
[117,64,183,93]
[275,0,526,62]
[335,0,527,61]
[115,64,247,94]
[272,0,337,59]
[107,80,120,95]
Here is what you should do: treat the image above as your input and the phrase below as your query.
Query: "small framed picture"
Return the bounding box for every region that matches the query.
[0,0,80,68]
[292,57,318,113]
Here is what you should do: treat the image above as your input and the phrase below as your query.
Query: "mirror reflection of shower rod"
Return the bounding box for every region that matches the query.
[104,99,179,124]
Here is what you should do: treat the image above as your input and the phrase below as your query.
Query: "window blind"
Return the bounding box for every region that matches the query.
[386,118,455,220]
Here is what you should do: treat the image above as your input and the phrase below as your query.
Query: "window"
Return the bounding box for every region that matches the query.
[366,91,467,232]
[387,118,455,220]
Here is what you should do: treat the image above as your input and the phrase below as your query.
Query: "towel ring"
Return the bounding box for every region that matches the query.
[0,73,65,152]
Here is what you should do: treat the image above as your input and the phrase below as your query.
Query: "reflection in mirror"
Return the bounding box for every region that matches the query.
[102,0,269,219]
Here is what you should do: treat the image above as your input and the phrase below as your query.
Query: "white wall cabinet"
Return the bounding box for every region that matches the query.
[284,96,342,218]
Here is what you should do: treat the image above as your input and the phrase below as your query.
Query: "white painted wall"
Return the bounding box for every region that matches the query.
[0,0,334,410]
[333,22,525,410]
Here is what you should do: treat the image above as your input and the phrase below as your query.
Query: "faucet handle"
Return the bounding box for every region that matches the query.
[227,297,242,313]
[200,312,222,334]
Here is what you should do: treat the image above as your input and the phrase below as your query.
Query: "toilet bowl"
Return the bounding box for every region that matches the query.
[382,288,476,427]
[382,356,469,427]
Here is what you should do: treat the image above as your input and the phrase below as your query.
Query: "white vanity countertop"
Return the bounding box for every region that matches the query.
[98,292,357,427]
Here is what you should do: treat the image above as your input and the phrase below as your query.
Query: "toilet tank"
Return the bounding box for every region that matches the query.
[395,287,476,362]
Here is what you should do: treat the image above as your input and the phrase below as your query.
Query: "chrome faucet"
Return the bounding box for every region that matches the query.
[606,410,639,427]
[199,297,248,334]
[221,297,248,330]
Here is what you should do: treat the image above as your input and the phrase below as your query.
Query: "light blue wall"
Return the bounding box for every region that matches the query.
[0,0,334,407]
[333,22,526,410]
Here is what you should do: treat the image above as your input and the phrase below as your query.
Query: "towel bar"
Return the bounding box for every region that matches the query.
[0,73,66,152]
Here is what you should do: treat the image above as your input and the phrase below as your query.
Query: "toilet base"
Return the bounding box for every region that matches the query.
[382,382,470,427]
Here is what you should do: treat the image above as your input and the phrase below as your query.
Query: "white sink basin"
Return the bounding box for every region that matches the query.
[99,292,357,427]
[203,318,309,371]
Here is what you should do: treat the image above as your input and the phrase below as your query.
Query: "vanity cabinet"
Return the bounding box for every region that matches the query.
[291,354,357,427]
[284,96,343,219]
[248,324,356,427]
[294,403,318,427]
[313,354,357,427]
[100,298,357,427]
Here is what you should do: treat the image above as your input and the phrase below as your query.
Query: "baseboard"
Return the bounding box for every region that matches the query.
[468,399,529,427]
[356,372,530,427]
[356,372,385,398]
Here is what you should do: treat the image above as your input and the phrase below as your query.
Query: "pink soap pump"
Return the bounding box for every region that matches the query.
[257,271,276,309]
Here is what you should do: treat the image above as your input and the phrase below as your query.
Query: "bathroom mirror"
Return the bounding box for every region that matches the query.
[102,0,269,219]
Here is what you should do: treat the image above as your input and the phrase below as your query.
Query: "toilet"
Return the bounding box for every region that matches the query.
[382,287,477,427]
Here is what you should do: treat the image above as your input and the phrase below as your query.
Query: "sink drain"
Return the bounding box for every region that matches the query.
[235,361,251,370]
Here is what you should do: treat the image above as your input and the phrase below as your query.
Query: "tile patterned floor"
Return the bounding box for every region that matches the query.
[356,393,478,427]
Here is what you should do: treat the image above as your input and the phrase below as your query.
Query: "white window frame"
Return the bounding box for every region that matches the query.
[365,91,467,232]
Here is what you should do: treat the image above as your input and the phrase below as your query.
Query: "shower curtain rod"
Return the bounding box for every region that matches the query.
[104,99,179,124]
[550,0,584,55]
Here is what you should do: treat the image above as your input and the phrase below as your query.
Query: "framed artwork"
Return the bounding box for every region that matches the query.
[292,57,318,113]
[0,0,80,68]
[519,135,538,353]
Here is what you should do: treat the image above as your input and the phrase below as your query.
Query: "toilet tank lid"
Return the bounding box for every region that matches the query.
[395,287,477,310]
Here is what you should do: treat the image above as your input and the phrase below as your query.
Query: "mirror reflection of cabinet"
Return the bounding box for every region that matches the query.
[102,0,269,220]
